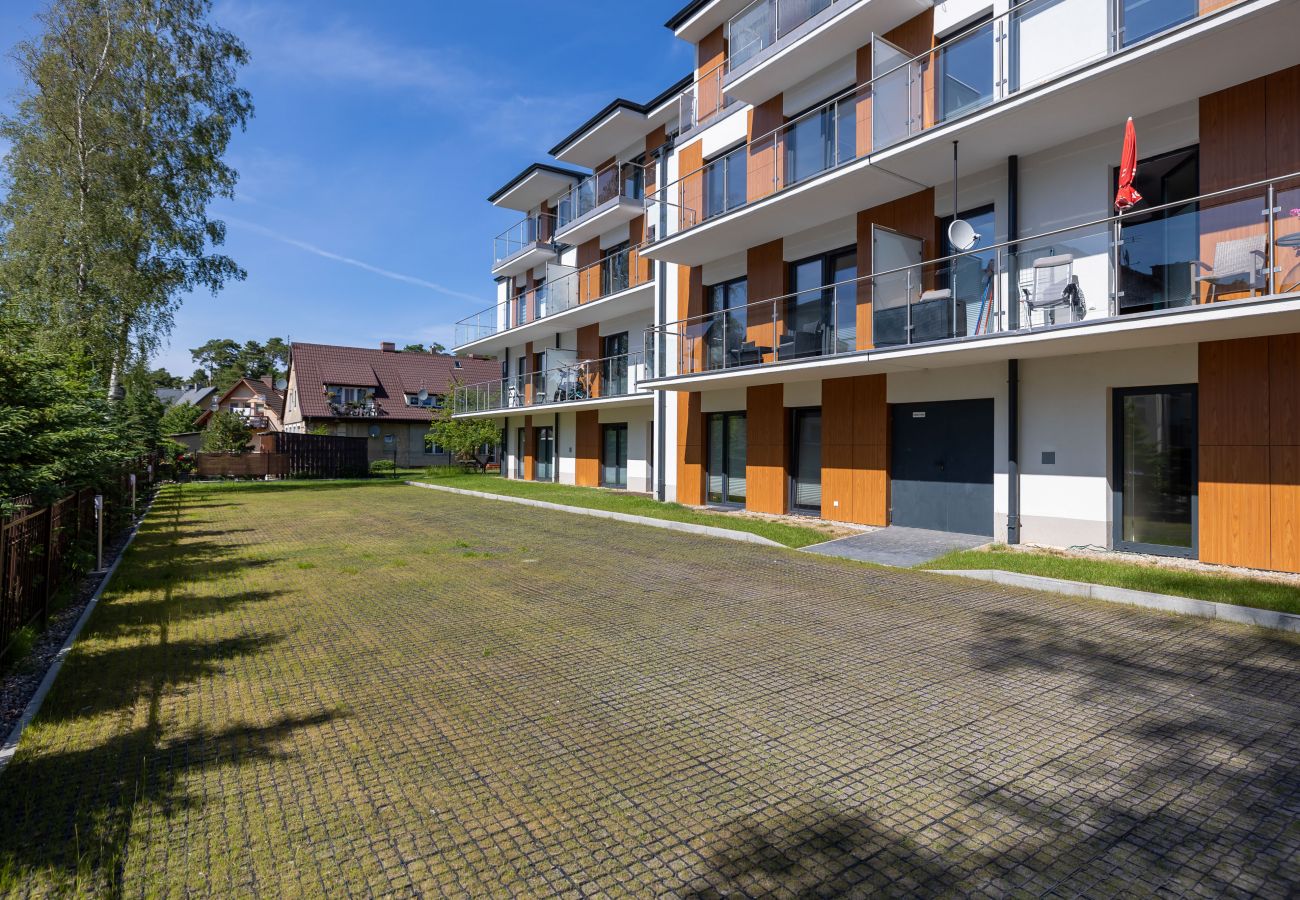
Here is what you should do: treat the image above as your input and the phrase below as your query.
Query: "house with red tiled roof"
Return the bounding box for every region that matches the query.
[282,341,499,467]
[195,376,287,436]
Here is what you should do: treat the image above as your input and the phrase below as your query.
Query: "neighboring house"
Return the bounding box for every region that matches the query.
[450,1,1300,576]
[282,341,499,467]
[195,376,287,435]
[155,383,218,410]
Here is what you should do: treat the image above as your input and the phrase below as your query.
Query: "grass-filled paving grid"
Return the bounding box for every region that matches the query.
[0,480,1297,896]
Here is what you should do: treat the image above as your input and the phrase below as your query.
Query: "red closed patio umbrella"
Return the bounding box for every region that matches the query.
[1114,117,1142,210]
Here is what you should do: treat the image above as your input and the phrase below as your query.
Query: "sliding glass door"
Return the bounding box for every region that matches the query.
[789,408,822,515]
[601,424,628,489]
[707,412,747,506]
[534,426,555,482]
[1113,386,1196,556]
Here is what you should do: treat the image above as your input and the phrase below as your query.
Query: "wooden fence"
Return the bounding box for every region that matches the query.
[195,433,369,481]
[1,476,140,665]
[270,433,369,479]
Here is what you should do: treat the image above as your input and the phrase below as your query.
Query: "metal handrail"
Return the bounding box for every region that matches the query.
[650,170,1300,367]
[555,160,650,232]
[727,0,850,72]
[493,211,559,265]
[453,350,652,414]
[454,243,655,347]
[648,0,1242,230]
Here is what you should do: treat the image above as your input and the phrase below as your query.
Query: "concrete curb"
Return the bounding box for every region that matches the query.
[933,569,1300,634]
[406,481,784,547]
[0,499,154,777]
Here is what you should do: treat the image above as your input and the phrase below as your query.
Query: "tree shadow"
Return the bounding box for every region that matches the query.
[678,805,960,898]
[0,709,341,894]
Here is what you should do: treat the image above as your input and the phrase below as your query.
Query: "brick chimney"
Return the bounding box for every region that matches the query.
[380,341,396,353]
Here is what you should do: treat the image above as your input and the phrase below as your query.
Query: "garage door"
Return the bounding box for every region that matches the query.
[891,399,994,536]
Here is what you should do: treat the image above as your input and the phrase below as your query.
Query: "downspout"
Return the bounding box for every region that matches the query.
[654,135,673,503]
[1006,155,1021,545]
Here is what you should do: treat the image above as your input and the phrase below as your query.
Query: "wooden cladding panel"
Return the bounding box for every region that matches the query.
[1270,446,1300,572]
[856,188,938,351]
[577,239,602,303]
[523,415,535,481]
[679,265,706,374]
[1265,67,1300,178]
[747,95,784,202]
[854,46,873,159]
[696,26,726,126]
[677,391,705,505]
[524,342,535,404]
[1199,335,1300,573]
[577,325,601,398]
[883,7,934,56]
[821,375,888,525]
[746,240,785,360]
[1199,338,1269,446]
[746,384,787,515]
[575,410,600,487]
[1199,445,1271,570]
[678,139,704,231]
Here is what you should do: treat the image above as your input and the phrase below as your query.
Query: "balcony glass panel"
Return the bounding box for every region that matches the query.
[1121,0,1196,45]
[1012,0,1110,91]
[936,18,995,123]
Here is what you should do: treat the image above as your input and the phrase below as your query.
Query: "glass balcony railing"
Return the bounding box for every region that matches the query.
[555,161,648,234]
[493,212,558,268]
[453,350,653,415]
[727,0,842,72]
[650,171,1300,377]
[651,0,1229,236]
[454,244,654,348]
[678,59,735,133]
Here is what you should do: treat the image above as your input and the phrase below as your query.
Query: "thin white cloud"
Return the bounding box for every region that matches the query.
[225,216,485,304]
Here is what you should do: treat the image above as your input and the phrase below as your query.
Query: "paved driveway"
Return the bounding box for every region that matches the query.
[1,482,1297,897]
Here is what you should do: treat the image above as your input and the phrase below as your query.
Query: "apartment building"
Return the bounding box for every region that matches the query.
[455,0,1300,574]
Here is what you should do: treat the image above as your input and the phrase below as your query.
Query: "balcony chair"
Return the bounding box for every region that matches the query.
[1194,235,1268,302]
[777,324,825,359]
[1021,254,1085,327]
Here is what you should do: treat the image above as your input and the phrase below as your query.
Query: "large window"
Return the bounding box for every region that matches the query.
[707,412,747,506]
[1113,385,1197,555]
[602,242,630,296]
[704,145,747,220]
[786,247,856,358]
[602,424,628,489]
[534,426,555,482]
[1113,146,1199,314]
[705,278,748,370]
[937,204,998,337]
[602,332,629,396]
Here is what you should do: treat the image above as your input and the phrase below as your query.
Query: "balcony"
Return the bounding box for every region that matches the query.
[647,171,1300,387]
[453,350,654,418]
[454,244,656,353]
[644,0,1294,267]
[492,212,559,278]
[553,161,648,246]
[723,0,929,104]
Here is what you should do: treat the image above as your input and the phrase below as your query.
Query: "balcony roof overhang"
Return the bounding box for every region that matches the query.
[550,76,690,167]
[666,0,751,42]
[488,163,586,212]
[646,294,1300,392]
[491,243,558,279]
[453,281,656,356]
[455,392,654,420]
[723,0,932,105]
[554,197,646,246]
[644,0,1298,267]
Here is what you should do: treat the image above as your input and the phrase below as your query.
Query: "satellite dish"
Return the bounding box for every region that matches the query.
[948,219,980,252]
[417,388,429,401]
[368,425,380,438]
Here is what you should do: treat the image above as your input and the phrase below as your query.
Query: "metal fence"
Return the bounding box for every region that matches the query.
[0,476,141,666]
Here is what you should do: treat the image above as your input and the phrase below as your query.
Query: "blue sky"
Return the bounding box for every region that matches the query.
[0,1,691,377]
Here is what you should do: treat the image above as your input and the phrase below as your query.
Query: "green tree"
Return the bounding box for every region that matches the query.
[190,337,240,384]
[401,343,426,354]
[148,367,182,388]
[160,401,202,435]
[0,0,253,397]
[201,408,250,453]
[427,404,500,471]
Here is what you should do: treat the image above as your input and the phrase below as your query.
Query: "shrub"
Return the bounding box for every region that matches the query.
[369,459,396,476]
[201,410,252,453]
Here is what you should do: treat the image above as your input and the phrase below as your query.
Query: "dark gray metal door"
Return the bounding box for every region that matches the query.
[891,399,994,536]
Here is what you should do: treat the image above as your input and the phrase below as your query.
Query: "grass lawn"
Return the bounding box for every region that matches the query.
[411,468,833,548]
[923,544,1300,615]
